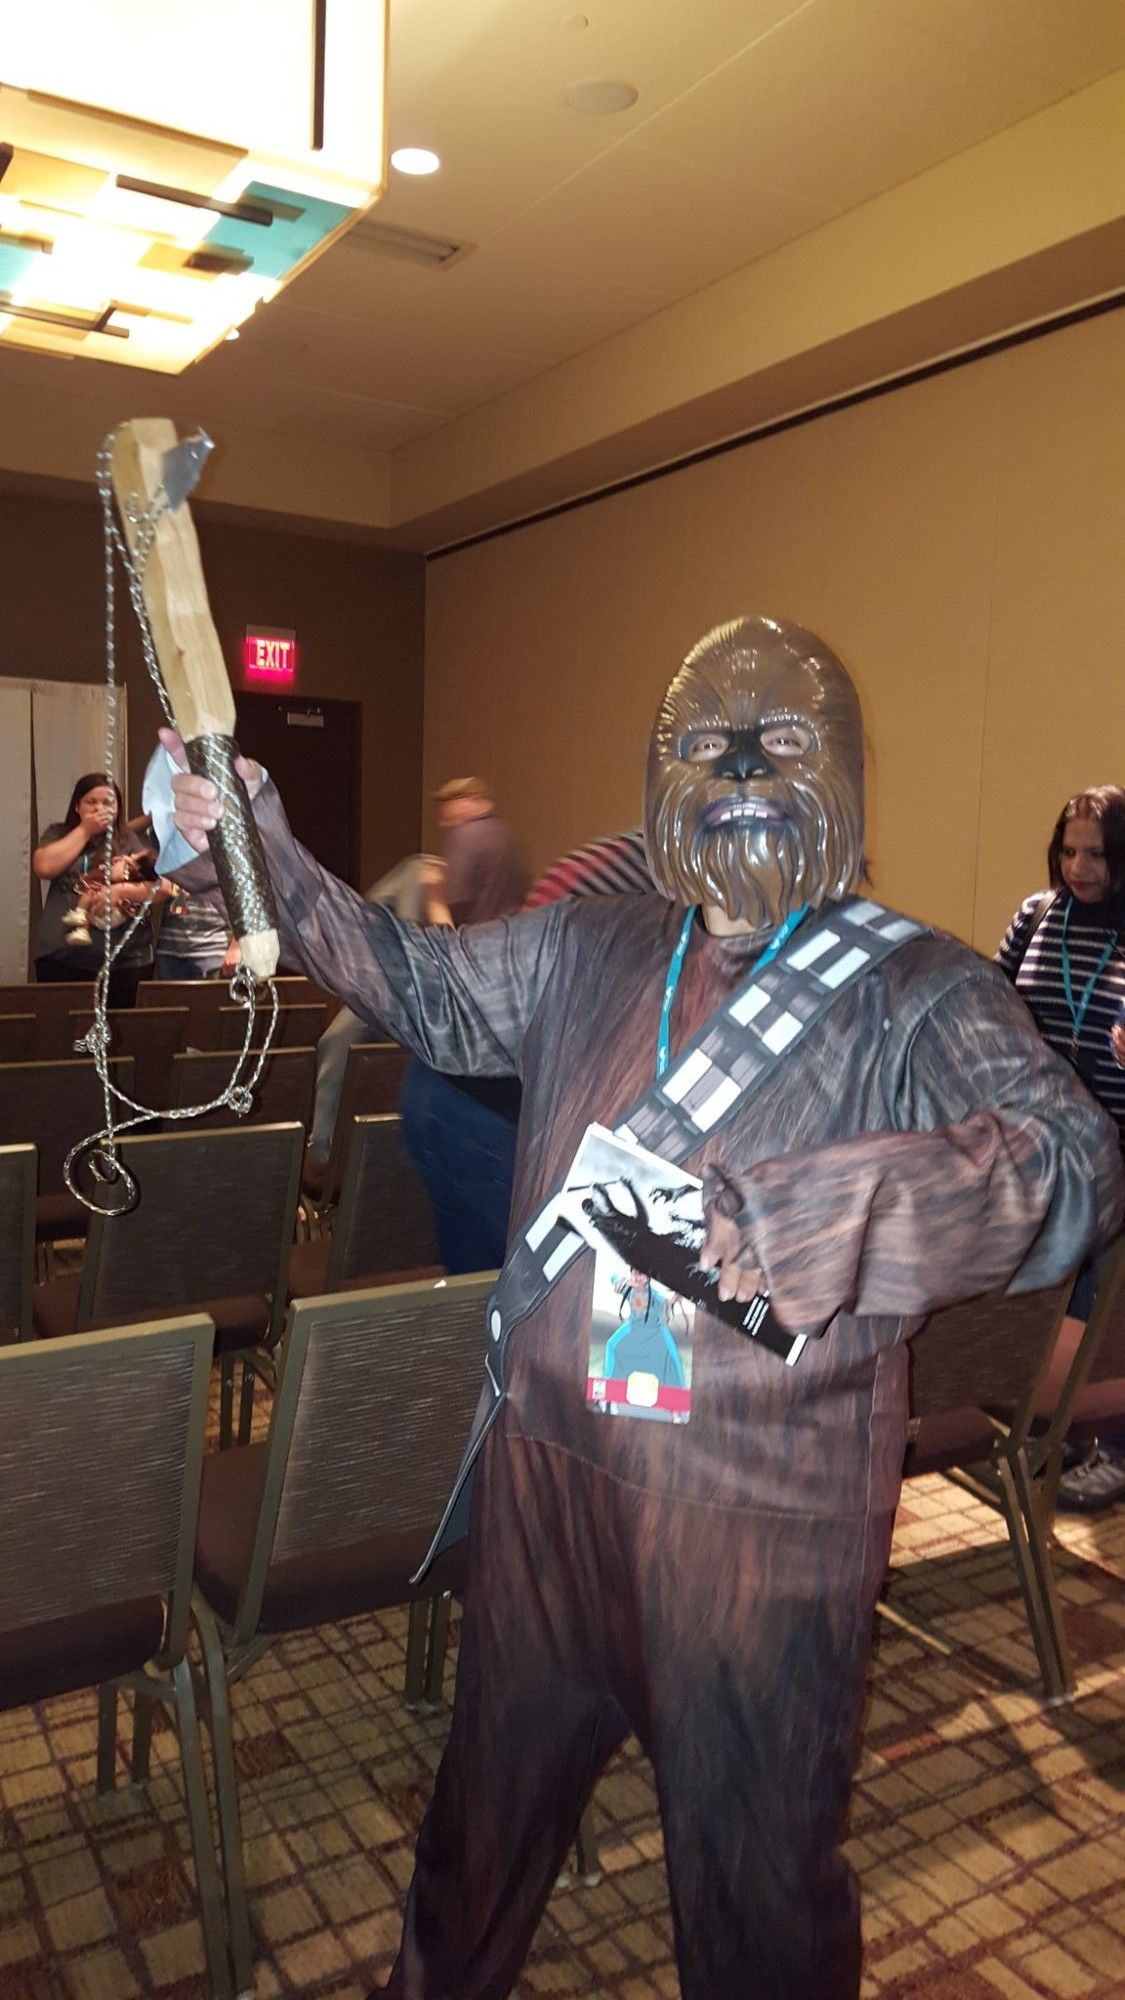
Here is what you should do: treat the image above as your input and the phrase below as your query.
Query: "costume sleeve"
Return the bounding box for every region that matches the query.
[717,965,1124,1339]
[995,897,1038,982]
[237,782,562,1074]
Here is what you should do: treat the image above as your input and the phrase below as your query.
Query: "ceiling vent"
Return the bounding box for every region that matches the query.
[346,216,474,270]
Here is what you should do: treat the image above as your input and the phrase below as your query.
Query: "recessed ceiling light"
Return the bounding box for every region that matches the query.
[224,327,240,341]
[391,147,441,177]
[564,78,638,115]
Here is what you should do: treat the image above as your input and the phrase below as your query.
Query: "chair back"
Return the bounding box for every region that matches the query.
[138,978,229,1050]
[168,1048,317,1133]
[0,1315,212,1662]
[320,1041,410,1206]
[16,981,98,1058]
[217,1004,327,1052]
[909,1276,1075,1430]
[0,1145,36,1342]
[0,1014,35,1062]
[328,1114,441,1286]
[232,1276,491,1640]
[77,1123,304,1342]
[0,1058,136,1196]
[69,1007,188,1107]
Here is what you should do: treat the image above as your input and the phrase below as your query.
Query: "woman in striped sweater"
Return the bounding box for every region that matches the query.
[997,784,1125,1508]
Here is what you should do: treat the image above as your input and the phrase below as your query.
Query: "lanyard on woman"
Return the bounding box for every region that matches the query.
[1061,894,1119,1050]
[656,903,809,1080]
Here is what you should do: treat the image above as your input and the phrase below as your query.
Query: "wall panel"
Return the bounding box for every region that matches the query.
[425,310,1124,948]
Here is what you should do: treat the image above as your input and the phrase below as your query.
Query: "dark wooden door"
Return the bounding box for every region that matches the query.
[233,693,361,888]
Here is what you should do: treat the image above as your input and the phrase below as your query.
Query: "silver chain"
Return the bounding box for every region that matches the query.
[64,431,278,1214]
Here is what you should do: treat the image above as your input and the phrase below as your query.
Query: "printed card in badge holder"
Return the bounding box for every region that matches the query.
[559,1124,808,1387]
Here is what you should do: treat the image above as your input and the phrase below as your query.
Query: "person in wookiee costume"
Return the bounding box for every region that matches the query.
[166,616,1123,2000]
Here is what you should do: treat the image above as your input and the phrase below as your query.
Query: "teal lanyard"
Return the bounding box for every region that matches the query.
[656,903,809,1080]
[1061,896,1119,1045]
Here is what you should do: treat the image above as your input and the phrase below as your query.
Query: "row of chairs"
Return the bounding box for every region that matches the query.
[6,1116,441,1435]
[0,1001,329,1099]
[5,1111,1124,1704]
[0,973,337,1062]
[0,1276,493,2000]
[0,1037,411,1260]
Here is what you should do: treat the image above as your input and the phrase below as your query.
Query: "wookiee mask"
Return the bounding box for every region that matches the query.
[644,616,865,926]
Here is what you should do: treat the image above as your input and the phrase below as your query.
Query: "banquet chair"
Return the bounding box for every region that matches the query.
[288,1113,443,1298]
[0,1144,36,1342]
[141,975,331,1047]
[68,1004,188,1106]
[899,1272,1077,1699]
[0,1055,136,1262]
[169,1046,317,1134]
[1026,1231,1125,1528]
[187,1276,490,1994]
[32,1122,304,1445]
[216,1002,327,1052]
[301,1039,411,1225]
[0,1315,233,1998]
[20,980,101,1057]
[0,1012,36,1061]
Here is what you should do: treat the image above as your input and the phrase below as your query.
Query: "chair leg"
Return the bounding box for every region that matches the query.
[131,1686,155,1783]
[1007,1447,1074,1697]
[96,1685,118,1795]
[236,1363,256,1446]
[404,1599,429,1708]
[219,1358,235,1449]
[574,1804,601,1882]
[195,1604,255,1998]
[995,1452,1070,1701]
[170,1654,235,2000]
[1038,1446,1065,1538]
[423,1591,452,1706]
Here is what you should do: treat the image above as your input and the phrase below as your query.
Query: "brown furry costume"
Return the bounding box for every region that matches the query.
[193,618,1122,1999]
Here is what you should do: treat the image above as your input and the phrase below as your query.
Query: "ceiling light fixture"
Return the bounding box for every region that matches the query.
[564,78,639,115]
[0,0,389,374]
[391,147,441,177]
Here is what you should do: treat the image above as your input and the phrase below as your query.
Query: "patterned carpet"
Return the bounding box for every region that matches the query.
[1,1473,1123,2000]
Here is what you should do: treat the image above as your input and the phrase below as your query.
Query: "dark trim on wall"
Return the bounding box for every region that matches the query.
[427,289,1125,563]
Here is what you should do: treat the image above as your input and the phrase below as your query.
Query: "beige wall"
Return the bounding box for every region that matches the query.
[0,488,426,888]
[424,308,1125,951]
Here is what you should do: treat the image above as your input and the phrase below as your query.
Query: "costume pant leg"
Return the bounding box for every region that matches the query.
[378,1431,628,2000]
[620,1487,893,2000]
[380,1431,890,2000]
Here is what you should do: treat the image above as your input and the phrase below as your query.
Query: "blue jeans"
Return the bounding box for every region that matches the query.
[399,1061,518,1275]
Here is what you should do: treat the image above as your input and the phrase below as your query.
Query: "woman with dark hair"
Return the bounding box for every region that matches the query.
[997,783,1125,1508]
[32,771,171,1006]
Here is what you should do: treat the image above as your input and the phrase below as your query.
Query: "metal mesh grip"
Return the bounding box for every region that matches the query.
[185,733,278,952]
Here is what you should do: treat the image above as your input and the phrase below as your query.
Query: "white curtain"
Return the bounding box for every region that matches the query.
[0,679,127,979]
[31,681,125,839]
[0,685,33,981]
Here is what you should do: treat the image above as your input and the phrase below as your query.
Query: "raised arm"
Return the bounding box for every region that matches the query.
[167,733,563,1075]
[32,822,91,880]
[703,963,1124,1338]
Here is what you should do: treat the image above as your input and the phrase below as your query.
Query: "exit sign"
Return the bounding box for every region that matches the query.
[244,627,297,683]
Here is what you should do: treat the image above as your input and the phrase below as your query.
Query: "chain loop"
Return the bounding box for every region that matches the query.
[64,432,279,1215]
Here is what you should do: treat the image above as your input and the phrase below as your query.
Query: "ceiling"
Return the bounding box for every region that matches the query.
[0,0,1123,546]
